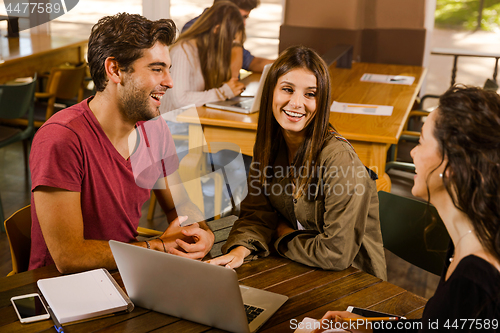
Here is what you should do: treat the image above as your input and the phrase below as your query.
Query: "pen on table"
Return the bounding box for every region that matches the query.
[390,78,406,82]
[46,305,64,333]
[347,105,378,109]
[341,317,400,322]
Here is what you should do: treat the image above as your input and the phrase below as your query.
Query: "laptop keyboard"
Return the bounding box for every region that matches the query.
[234,99,254,110]
[244,304,265,323]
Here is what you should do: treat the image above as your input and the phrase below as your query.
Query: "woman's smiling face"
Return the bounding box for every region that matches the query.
[272,67,318,139]
[410,110,447,201]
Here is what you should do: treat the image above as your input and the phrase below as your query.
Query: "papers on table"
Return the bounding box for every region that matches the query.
[5,77,34,84]
[360,73,415,85]
[330,101,393,116]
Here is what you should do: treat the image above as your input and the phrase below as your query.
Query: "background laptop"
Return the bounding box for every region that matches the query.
[109,240,287,333]
[205,64,272,114]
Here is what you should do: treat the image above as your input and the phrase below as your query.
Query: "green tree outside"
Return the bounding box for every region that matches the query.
[435,0,500,30]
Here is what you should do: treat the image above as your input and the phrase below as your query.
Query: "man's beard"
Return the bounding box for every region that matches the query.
[118,77,159,123]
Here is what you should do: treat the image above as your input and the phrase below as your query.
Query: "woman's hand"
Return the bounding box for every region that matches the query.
[206,245,251,269]
[226,78,246,96]
[313,311,372,333]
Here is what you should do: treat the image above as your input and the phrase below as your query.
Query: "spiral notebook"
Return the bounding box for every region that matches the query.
[37,268,134,324]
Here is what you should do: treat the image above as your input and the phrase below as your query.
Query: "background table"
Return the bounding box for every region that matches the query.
[0,32,87,83]
[0,15,20,37]
[0,256,427,332]
[177,62,426,192]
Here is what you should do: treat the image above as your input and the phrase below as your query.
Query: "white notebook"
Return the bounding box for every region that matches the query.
[37,268,134,324]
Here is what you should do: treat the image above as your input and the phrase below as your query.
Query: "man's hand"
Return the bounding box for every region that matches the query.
[162,216,214,260]
[158,215,189,243]
[206,245,251,269]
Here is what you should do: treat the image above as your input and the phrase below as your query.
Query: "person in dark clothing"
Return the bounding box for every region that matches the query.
[315,85,500,332]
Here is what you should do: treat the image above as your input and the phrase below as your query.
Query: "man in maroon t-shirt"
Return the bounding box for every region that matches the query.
[29,13,214,273]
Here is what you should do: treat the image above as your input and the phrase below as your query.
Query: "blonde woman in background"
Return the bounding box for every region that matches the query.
[161,1,246,112]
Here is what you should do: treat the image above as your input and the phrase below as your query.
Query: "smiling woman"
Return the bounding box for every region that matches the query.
[208,45,387,280]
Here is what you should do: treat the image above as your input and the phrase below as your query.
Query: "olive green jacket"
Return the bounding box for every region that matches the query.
[222,136,387,280]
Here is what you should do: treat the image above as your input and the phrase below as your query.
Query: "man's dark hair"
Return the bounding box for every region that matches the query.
[88,13,176,92]
[214,0,259,11]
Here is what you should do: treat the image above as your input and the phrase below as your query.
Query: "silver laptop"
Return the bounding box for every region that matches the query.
[109,240,287,333]
[205,64,272,114]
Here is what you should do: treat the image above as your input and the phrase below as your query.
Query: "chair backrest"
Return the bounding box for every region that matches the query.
[0,76,37,120]
[378,191,450,276]
[46,63,87,100]
[4,205,32,276]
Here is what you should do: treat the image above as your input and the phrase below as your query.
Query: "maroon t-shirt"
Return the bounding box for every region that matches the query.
[29,98,179,270]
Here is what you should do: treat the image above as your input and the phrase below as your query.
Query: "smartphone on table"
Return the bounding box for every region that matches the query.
[11,293,50,323]
[347,306,406,319]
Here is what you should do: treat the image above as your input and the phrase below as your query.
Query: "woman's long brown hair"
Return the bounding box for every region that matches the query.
[173,1,245,90]
[434,85,500,263]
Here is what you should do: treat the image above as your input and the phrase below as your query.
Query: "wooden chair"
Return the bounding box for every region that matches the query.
[2,63,87,128]
[4,205,169,276]
[35,63,87,127]
[378,191,450,276]
[0,76,37,227]
[4,206,32,276]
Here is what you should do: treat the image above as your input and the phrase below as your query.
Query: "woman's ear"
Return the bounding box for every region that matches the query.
[445,165,452,179]
[104,57,122,85]
[212,24,220,34]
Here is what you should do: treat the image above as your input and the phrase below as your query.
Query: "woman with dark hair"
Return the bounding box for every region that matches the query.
[208,45,387,280]
[161,1,246,111]
[316,85,500,332]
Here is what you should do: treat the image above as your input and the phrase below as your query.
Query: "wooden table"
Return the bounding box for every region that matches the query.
[0,32,88,83]
[177,62,426,192]
[0,256,427,332]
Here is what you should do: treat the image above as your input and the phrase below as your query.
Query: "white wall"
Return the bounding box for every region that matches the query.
[143,0,170,20]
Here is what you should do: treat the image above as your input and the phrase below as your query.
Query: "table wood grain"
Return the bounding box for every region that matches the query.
[0,256,427,332]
